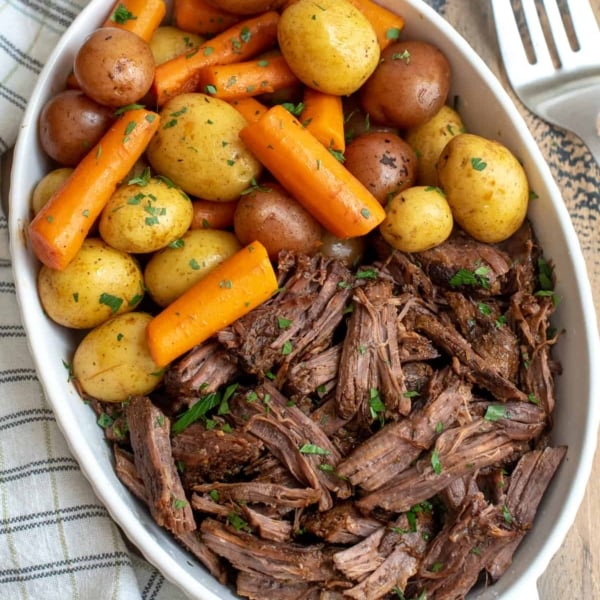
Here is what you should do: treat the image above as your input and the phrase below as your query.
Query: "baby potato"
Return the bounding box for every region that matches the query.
[405,105,465,186]
[360,40,451,129]
[344,131,417,205]
[437,133,529,243]
[37,238,144,329]
[379,186,453,253]
[31,167,73,215]
[99,177,193,254]
[72,312,164,402]
[144,229,242,307]
[149,26,204,65]
[73,27,155,107]
[146,93,262,201]
[233,182,323,260]
[278,0,380,96]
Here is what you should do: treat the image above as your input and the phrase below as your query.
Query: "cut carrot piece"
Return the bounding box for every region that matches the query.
[198,55,299,101]
[153,11,280,106]
[191,199,237,229]
[347,0,405,50]
[239,104,385,239]
[228,97,268,123]
[301,88,345,153]
[28,109,160,271]
[147,241,278,367]
[173,0,240,35]
[103,0,167,42]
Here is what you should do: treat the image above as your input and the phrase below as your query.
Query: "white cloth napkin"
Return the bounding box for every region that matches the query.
[0,1,186,598]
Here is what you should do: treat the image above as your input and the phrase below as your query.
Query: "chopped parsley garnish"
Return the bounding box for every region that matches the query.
[431,448,442,474]
[111,4,137,24]
[99,293,123,314]
[484,404,508,421]
[449,265,491,289]
[299,443,330,456]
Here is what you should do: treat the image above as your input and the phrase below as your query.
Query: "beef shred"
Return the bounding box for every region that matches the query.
[93,224,566,600]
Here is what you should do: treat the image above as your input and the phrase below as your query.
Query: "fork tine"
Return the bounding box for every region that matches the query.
[521,0,555,70]
[564,0,600,51]
[490,0,534,86]
[540,0,574,67]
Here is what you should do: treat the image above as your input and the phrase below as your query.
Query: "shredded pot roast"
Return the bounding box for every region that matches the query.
[89,222,566,600]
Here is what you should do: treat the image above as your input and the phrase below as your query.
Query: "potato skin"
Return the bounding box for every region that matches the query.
[233,182,323,259]
[144,229,242,307]
[379,186,453,253]
[146,93,262,201]
[360,40,451,129]
[73,27,155,107]
[437,133,529,243]
[37,238,144,329]
[149,26,204,65]
[344,132,417,205]
[278,0,380,96]
[204,0,287,14]
[99,177,193,254]
[38,90,114,166]
[405,105,465,186]
[72,312,164,402]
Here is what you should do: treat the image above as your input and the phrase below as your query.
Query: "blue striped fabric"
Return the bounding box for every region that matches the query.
[0,1,598,599]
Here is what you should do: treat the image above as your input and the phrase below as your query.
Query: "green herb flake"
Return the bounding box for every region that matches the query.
[219,279,233,289]
[502,505,513,524]
[228,511,252,532]
[299,443,330,456]
[128,166,151,186]
[360,207,371,219]
[172,496,188,510]
[189,258,200,270]
[431,448,442,474]
[477,302,492,316]
[318,463,335,472]
[281,101,305,116]
[484,404,508,421]
[163,119,178,129]
[99,293,123,314]
[124,121,137,136]
[392,49,411,63]
[111,4,137,24]
[73,292,79,303]
[209,489,220,502]
[277,316,292,329]
[386,27,401,41]
[97,413,114,429]
[435,421,444,434]
[281,340,293,355]
[356,268,378,280]
[471,157,487,171]
[449,265,490,289]
[168,238,185,249]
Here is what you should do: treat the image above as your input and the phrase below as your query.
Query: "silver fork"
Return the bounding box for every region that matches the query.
[490,0,600,164]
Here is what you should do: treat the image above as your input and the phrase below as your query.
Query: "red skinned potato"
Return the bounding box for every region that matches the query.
[39,90,114,166]
[73,27,155,107]
[359,40,451,129]
[233,182,323,260]
[344,131,418,205]
[204,0,287,14]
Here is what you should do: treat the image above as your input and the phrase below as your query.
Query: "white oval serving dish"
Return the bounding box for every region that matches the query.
[9,1,600,598]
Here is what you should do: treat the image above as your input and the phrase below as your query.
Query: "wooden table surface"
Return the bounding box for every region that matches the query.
[440,1,600,598]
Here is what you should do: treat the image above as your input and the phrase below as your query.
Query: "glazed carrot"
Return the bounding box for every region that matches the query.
[173,0,240,35]
[239,104,385,239]
[229,97,268,123]
[28,109,160,271]
[191,199,237,230]
[147,241,278,367]
[103,0,167,42]
[197,55,299,101]
[153,11,280,106]
[301,88,345,153]
[347,0,405,50]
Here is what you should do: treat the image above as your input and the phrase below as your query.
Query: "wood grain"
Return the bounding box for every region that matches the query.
[440,1,600,598]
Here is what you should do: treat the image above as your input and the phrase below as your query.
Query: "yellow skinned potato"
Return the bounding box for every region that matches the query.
[37,238,144,329]
[278,0,380,96]
[437,133,529,243]
[99,177,193,254]
[146,93,263,201]
[72,312,164,402]
[404,105,465,186]
[149,26,204,65]
[379,186,453,253]
[144,228,242,307]
[31,167,73,215]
